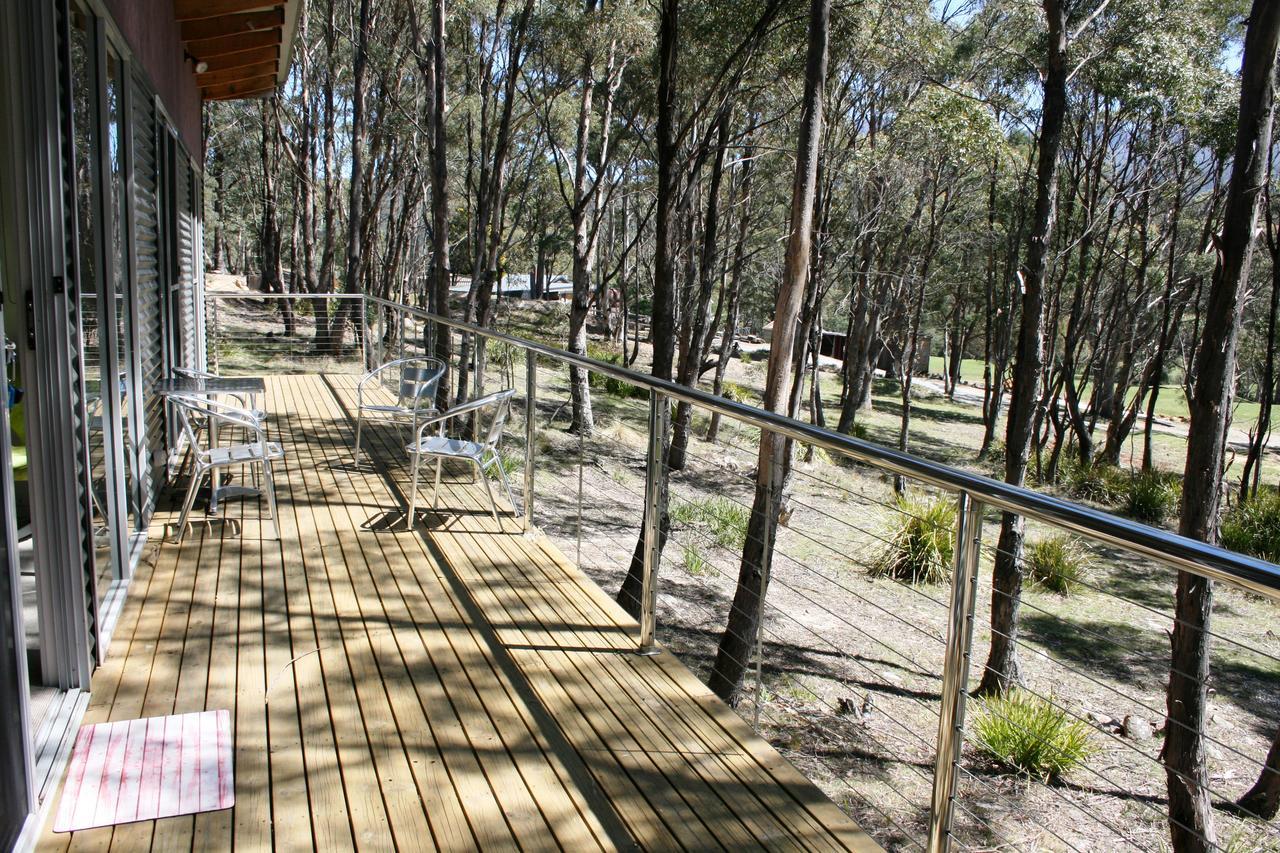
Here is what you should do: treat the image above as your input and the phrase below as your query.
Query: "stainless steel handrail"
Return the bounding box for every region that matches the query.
[204,291,364,299]
[365,293,1280,602]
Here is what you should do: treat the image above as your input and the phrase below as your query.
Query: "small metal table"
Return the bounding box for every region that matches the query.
[156,375,268,516]
[154,375,266,400]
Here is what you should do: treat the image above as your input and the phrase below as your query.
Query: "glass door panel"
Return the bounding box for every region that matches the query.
[67,6,112,618]
[106,48,141,535]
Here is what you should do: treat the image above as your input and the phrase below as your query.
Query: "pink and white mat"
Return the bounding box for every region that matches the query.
[53,710,234,832]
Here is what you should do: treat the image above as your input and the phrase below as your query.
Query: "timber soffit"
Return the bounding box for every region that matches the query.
[174,0,301,101]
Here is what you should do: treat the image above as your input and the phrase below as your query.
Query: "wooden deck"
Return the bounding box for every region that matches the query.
[37,374,876,851]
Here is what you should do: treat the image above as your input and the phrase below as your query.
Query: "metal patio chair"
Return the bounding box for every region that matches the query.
[169,394,283,543]
[404,389,516,528]
[353,357,447,465]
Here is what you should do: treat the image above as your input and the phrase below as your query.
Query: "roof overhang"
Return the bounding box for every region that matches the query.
[175,0,303,101]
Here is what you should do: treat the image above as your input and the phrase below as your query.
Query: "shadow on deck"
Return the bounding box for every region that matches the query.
[38,373,877,851]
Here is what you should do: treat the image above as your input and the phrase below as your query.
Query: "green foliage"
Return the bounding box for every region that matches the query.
[1123,469,1181,524]
[1059,458,1127,505]
[870,495,956,585]
[586,343,645,399]
[972,690,1096,781]
[721,381,751,404]
[485,451,521,481]
[1025,536,1087,595]
[1221,490,1280,564]
[669,497,749,550]
[681,545,710,577]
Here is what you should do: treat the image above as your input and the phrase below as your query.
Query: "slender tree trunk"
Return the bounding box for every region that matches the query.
[617,0,680,617]
[976,0,1068,697]
[709,0,830,705]
[568,0,600,435]
[1241,204,1280,500]
[707,141,753,442]
[1168,5,1280,849]
[670,108,731,469]
[1237,725,1280,820]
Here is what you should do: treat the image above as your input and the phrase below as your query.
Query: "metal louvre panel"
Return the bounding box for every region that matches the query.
[174,155,197,369]
[130,69,163,512]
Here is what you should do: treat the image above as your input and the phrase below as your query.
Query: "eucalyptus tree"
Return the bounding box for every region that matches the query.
[614,0,792,619]
[1170,3,1280,848]
[709,0,832,706]
[975,0,1072,696]
[527,0,650,433]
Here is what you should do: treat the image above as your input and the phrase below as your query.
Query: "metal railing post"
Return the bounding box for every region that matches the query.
[928,491,984,853]
[753,474,777,732]
[637,388,667,656]
[523,350,536,531]
[397,305,407,363]
[364,295,374,370]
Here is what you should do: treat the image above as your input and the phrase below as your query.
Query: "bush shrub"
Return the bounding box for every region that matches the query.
[1025,535,1087,594]
[1123,469,1181,524]
[869,495,956,584]
[972,690,1095,781]
[1221,489,1280,563]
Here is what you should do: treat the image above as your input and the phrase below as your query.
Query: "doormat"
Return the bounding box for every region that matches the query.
[53,709,233,832]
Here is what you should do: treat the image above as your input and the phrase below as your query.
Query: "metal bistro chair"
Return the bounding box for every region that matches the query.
[353,357,447,465]
[405,389,516,528]
[169,394,283,543]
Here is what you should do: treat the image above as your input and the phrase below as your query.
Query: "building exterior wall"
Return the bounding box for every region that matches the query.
[101,0,202,154]
[0,0,209,843]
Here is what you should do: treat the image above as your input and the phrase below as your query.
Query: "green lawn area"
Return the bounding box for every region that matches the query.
[926,356,1262,430]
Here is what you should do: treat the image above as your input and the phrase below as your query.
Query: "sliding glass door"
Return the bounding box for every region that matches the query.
[69,2,145,624]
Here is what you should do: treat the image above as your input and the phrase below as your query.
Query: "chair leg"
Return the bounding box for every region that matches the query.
[433,458,442,510]
[173,466,204,543]
[262,459,280,540]
[353,412,364,464]
[407,451,421,530]
[477,460,499,522]
[496,457,516,516]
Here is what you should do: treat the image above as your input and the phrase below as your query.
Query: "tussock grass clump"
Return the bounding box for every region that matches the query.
[972,690,1095,781]
[586,343,645,399]
[681,545,710,576]
[485,452,521,481]
[1221,489,1280,563]
[721,381,751,404]
[1123,469,1181,524]
[869,495,956,585]
[669,497,750,550]
[1059,458,1127,505]
[1025,536,1087,594]
[844,421,870,441]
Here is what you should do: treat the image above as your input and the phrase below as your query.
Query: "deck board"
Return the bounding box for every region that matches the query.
[37,374,878,852]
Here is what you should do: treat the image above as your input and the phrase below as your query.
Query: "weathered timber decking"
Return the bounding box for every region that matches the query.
[37,373,877,851]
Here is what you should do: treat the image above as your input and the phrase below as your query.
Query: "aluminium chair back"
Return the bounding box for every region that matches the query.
[478,389,515,451]
[397,358,445,411]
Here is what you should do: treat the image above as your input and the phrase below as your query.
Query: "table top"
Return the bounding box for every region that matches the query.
[154,375,266,396]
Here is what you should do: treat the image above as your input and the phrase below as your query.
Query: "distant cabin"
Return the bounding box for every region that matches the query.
[449,273,572,300]
[758,322,930,375]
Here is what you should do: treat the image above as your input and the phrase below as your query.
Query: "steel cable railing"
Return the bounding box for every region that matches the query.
[219,292,1280,853]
